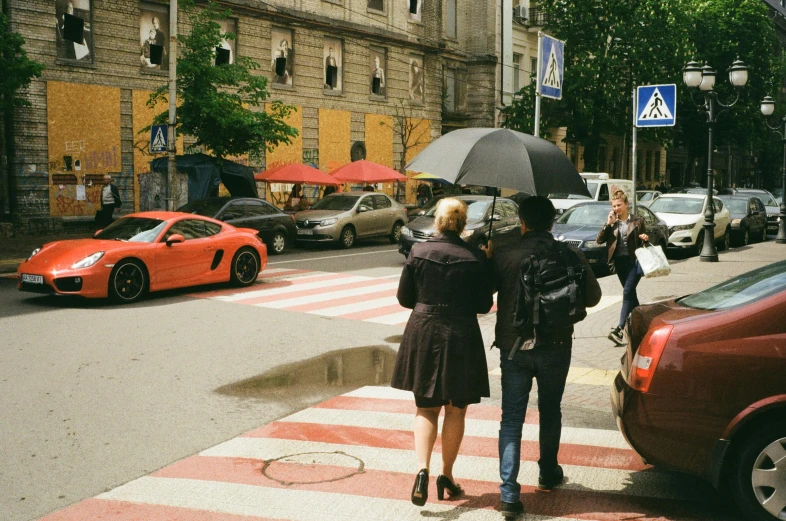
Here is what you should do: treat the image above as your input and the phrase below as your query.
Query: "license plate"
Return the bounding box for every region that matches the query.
[297,229,313,235]
[21,274,44,284]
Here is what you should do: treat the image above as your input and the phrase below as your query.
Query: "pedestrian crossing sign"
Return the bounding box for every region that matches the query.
[538,33,564,100]
[150,124,168,153]
[636,84,677,127]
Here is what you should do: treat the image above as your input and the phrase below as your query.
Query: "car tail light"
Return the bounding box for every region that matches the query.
[628,325,673,393]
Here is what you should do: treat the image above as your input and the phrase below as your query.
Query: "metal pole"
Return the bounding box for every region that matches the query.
[700,96,718,262]
[534,33,542,137]
[778,123,786,243]
[631,86,638,215]
[167,0,178,211]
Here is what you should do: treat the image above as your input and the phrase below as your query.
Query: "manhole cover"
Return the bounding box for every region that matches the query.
[262,451,365,485]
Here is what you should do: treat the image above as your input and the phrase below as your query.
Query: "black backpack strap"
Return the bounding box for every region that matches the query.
[530,254,541,326]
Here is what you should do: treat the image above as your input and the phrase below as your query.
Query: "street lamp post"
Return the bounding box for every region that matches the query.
[683,59,749,262]
[759,95,786,244]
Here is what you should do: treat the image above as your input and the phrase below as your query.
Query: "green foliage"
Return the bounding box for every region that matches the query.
[0,12,45,110]
[145,0,298,161]
[501,84,554,138]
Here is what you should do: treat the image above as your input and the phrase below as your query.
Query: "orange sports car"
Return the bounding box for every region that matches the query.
[17,212,267,303]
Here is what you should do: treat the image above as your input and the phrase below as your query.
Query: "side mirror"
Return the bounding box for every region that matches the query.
[357,206,371,213]
[418,210,425,216]
[491,214,502,222]
[221,213,236,221]
[93,229,102,237]
[166,234,185,246]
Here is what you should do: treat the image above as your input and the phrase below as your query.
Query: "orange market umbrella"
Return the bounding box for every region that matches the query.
[329,160,408,184]
[254,163,340,185]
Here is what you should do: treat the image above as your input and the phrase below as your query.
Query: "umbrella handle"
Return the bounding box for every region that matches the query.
[487,194,497,243]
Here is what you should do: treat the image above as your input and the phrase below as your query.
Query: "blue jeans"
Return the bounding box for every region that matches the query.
[613,256,642,329]
[499,347,571,503]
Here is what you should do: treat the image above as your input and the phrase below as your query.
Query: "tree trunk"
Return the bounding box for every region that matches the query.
[0,109,6,219]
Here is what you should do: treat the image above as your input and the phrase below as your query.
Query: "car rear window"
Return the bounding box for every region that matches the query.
[178,199,229,216]
[678,260,786,310]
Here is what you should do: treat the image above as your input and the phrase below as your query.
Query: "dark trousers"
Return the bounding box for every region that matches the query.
[498,347,571,503]
[97,203,116,228]
[613,255,642,329]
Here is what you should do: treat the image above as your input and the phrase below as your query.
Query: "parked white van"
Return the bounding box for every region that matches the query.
[550,173,634,214]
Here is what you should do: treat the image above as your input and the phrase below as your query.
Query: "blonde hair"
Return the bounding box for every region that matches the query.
[434,197,468,233]
[611,188,628,204]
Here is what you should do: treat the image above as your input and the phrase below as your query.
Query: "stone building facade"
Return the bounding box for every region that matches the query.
[2,0,501,226]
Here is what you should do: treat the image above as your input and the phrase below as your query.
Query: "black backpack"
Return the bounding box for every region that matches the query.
[509,240,587,358]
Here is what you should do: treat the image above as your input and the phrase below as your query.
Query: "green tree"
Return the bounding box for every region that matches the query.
[0,12,45,217]
[676,0,786,188]
[507,0,695,170]
[146,0,298,167]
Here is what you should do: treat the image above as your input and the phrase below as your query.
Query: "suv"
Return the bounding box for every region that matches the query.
[648,194,732,254]
[294,192,408,249]
[729,189,780,235]
[550,173,634,215]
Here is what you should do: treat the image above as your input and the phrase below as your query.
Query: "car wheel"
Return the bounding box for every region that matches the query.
[339,226,356,249]
[720,227,731,251]
[108,259,147,304]
[741,228,750,247]
[389,221,404,244]
[729,421,786,521]
[762,226,768,242]
[270,231,287,255]
[230,247,260,287]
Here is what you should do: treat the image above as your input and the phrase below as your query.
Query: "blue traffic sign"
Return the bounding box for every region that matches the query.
[636,84,677,127]
[150,124,168,153]
[538,34,564,100]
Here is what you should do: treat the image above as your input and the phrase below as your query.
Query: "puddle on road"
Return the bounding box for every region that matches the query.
[216,345,397,399]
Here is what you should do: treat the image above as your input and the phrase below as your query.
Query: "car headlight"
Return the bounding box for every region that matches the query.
[460,228,476,239]
[71,251,105,269]
[582,240,601,248]
[28,247,41,261]
[731,218,741,226]
[669,224,695,233]
[320,218,338,226]
[401,226,413,237]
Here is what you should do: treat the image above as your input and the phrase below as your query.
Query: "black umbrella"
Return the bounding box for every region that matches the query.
[405,128,591,238]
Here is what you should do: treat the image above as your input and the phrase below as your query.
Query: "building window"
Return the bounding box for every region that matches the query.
[368,0,384,12]
[56,0,94,64]
[408,0,422,22]
[323,37,343,92]
[369,46,387,97]
[444,68,456,112]
[446,0,457,38]
[513,53,521,93]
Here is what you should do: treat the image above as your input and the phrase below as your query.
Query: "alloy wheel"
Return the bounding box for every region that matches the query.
[234,250,259,284]
[113,262,144,302]
[271,232,286,254]
[341,227,355,248]
[743,229,750,246]
[751,436,786,519]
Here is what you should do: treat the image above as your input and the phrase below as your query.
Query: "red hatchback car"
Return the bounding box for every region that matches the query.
[612,260,786,521]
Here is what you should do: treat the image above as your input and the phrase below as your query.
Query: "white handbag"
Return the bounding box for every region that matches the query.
[635,243,671,278]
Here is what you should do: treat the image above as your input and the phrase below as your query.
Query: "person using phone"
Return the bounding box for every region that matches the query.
[596,190,648,345]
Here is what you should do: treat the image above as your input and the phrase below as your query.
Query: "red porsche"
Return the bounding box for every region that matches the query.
[17,212,267,303]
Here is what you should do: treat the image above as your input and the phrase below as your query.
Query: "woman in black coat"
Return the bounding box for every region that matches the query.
[391,197,494,506]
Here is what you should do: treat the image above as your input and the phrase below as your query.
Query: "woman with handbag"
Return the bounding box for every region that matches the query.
[391,198,493,506]
[596,190,648,345]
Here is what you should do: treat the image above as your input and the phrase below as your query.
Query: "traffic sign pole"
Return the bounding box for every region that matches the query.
[534,32,542,137]
[632,88,638,213]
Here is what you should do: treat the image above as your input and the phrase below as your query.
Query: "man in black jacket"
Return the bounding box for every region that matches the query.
[490,196,602,518]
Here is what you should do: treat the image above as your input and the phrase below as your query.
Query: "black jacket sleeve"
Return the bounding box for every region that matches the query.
[573,247,602,308]
[111,184,122,206]
[396,252,417,309]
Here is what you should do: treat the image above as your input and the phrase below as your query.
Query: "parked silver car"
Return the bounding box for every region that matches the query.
[294,192,408,249]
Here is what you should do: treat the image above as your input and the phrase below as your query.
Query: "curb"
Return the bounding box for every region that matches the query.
[0,259,23,274]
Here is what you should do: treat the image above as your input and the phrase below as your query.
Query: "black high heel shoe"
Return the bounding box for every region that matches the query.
[411,468,428,506]
[436,474,463,500]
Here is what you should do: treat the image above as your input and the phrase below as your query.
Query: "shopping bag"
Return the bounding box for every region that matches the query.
[634,243,671,278]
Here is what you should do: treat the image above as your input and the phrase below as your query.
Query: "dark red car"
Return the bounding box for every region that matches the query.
[612,259,786,521]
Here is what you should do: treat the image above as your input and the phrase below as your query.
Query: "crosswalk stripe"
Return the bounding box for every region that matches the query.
[260,282,399,310]
[218,275,371,302]
[273,407,631,450]
[365,310,413,325]
[311,296,401,317]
